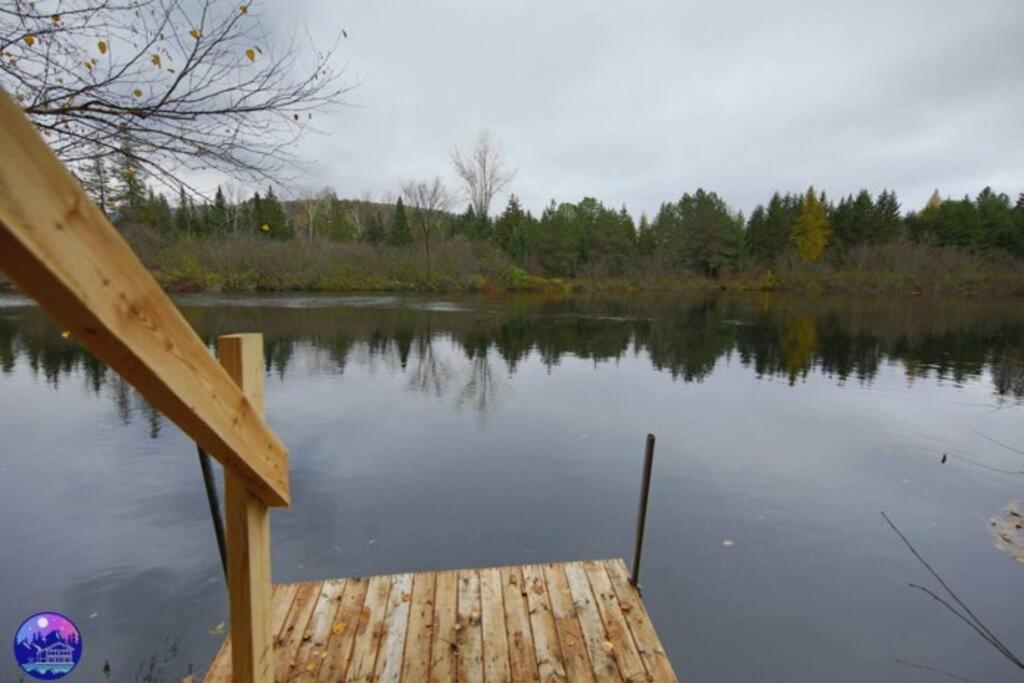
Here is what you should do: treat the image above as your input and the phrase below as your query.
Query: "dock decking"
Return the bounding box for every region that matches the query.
[203,558,677,682]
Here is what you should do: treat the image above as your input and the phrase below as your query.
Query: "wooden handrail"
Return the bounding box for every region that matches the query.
[0,88,289,507]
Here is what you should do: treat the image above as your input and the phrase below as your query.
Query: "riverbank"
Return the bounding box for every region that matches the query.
[2,231,1021,296]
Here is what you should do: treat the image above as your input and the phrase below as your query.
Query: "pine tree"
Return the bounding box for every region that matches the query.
[81,155,111,215]
[113,131,147,221]
[790,187,832,261]
[637,212,656,256]
[262,186,290,239]
[388,197,412,246]
[494,194,534,259]
[210,186,229,236]
[174,187,192,235]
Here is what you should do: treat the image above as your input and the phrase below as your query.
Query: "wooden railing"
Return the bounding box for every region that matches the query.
[0,88,286,681]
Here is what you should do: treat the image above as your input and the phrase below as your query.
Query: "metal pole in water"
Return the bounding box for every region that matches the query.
[631,433,656,590]
[197,445,228,579]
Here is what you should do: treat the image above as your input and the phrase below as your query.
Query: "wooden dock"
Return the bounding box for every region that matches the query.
[203,558,677,682]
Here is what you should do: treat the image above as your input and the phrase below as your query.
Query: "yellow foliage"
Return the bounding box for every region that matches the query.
[23,34,35,47]
[245,48,255,62]
[98,40,108,54]
[132,88,143,97]
[151,54,161,67]
[790,186,831,261]
[189,29,202,40]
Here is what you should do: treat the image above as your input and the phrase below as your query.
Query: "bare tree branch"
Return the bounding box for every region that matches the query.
[401,176,453,276]
[1,0,355,196]
[450,129,516,218]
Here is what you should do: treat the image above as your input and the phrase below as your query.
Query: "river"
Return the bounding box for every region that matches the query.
[1,292,1022,682]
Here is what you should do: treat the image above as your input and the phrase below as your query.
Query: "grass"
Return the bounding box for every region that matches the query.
[1,227,1020,296]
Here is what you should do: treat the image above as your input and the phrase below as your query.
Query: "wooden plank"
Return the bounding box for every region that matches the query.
[347,573,393,682]
[318,576,370,682]
[563,562,622,681]
[521,564,567,683]
[457,569,485,683]
[430,571,459,683]
[479,567,512,683]
[605,559,677,682]
[583,562,646,682]
[293,579,347,678]
[204,583,296,682]
[499,566,540,683]
[376,573,414,683]
[0,90,289,507]
[220,334,275,683]
[402,571,437,682]
[273,580,323,680]
[543,564,598,683]
[204,639,232,683]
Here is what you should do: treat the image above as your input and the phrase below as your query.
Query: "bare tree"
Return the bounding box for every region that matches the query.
[296,186,333,245]
[401,176,452,276]
[450,129,516,218]
[1,0,353,194]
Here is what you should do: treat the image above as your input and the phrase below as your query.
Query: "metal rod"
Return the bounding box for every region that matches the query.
[197,445,228,579]
[631,433,656,589]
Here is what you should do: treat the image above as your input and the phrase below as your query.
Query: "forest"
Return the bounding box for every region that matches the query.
[63,135,1024,295]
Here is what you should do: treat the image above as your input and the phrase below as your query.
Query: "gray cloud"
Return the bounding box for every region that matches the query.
[252,0,1024,217]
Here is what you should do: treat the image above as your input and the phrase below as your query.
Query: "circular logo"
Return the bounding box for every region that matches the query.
[12,612,82,680]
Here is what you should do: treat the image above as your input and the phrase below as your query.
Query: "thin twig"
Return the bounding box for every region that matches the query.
[894,658,984,683]
[881,511,1024,669]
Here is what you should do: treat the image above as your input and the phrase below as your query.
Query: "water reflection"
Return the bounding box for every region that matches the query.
[1,293,1022,428]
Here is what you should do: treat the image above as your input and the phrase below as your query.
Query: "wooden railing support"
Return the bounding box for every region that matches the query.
[219,334,274,683]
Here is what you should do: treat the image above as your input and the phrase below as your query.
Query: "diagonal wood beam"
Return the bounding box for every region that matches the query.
[0,87,289,507]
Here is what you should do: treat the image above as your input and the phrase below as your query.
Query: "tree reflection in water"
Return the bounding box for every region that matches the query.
[1,292,1021,432]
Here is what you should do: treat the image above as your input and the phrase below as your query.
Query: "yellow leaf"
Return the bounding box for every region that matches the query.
[240,4,248,14]
[51,14,60,24]
[98,40,108,54]
[305,662,317,672]
[401,592,412,602]
[331,621,347,635]
[261,223,270,232]
[151,54,161,67]
[245,48,255,62]
[61,330,71,339]
[133,88,142,97]
[189,28,201,40]
[85,61,92,70]
[23,35,35,47]
[209,621,225,634]
[601,640,614,653]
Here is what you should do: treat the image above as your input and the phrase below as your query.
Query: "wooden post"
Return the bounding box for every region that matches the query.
[219,334,274,683]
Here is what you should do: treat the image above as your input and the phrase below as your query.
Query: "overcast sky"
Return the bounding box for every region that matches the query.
[257,0,1023,218]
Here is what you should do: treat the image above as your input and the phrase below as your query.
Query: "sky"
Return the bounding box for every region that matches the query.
[256,0,1024,218]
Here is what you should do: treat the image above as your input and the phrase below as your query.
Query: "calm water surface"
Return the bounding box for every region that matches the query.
[1,292,1022,682]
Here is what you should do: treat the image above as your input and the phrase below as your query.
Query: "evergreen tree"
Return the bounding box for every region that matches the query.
[210,186,229,236]
[174,187,192,235]
[637,212,656,256]
[872,190,902,244]
[81,155,112,215]
[746,192,800,263]
[113,131,147,221]
[147,192,173,234]
[494,194,529,259]
[261,186,290,239]
[388,197,412,246]
[790,187,832,261]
